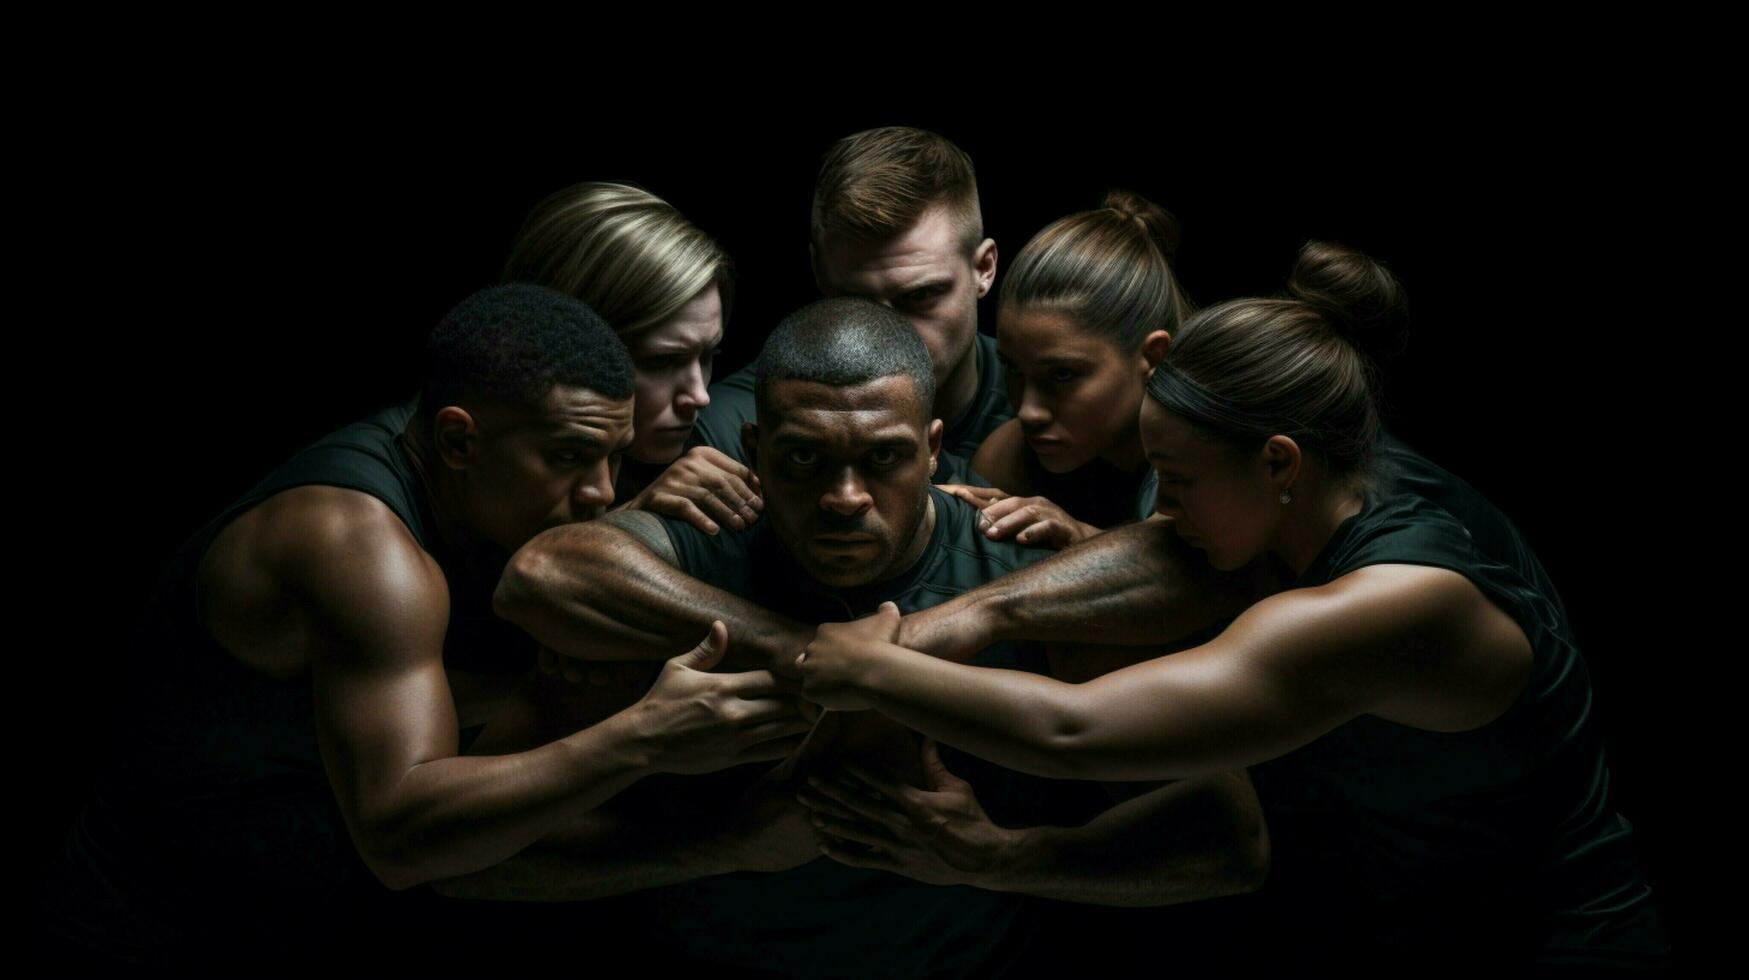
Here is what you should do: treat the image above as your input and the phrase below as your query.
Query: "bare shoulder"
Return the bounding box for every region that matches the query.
[1219,564,1534,730]
[201,486,448,676]
[970,418,1034,494]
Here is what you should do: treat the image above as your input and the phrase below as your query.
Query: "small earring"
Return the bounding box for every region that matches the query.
[1279,490,1293,504]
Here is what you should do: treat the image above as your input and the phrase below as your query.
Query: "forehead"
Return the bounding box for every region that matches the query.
[514,384,636,438]
[1140,401,1224,464]
[997,308,1114,361]
[817,204,968,293]
[763,376,928,441]
[628,285,724,353]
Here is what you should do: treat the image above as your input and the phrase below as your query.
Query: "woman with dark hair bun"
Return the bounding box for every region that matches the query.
[796,242,1669,970]
[947,191,1189,548]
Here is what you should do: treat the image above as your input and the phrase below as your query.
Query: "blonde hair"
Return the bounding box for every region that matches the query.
[1000,190,1191,354]
[504,182,731,336]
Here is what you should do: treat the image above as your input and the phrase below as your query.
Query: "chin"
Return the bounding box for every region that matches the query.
[801,552,886,590]
[1035,450,1093,475]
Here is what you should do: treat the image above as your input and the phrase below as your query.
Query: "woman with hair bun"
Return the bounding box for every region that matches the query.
[796,242,1668,970]
[949,191,1189,548]
[504,181,761,536]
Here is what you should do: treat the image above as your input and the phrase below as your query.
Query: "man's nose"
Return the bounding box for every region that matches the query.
[820,467,872,517]
[575,462,616,512]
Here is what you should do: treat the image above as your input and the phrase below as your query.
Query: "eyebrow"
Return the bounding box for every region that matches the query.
[548,430,606,449]
[894,277,954,296]
[642,331,724,355]
[770,429,921,449]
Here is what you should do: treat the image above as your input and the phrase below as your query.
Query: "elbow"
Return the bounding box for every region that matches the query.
[356,840,432,892]
[1213,781,1272,897]
[350,817,457,893]
[1226,819,1271,896]
[493,535,556,624]
[1035,687,1110,781]
[494,526,603,627]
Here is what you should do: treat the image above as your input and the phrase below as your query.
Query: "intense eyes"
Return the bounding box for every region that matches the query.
[899,285,948,309]
[636,350,718,373]
[784,447,905,469]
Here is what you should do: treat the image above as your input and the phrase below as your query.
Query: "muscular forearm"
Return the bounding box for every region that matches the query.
[495,522,808,674]
[974,773,1269,906]
[341,706,662,890]
[899,520,1250,662]
[430,801,738,902]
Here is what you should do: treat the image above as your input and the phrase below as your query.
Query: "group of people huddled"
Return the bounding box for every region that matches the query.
[39,128,1670,974]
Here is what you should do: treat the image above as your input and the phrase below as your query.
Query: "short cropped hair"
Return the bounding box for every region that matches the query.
[811,127,983,254]
[420,284,634,424]
[754,297,936,421]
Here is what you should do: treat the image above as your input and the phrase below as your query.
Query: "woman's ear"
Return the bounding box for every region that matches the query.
[1140,330,1172,374]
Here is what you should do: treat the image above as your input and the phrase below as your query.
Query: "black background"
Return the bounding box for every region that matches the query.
[30,92,1695,957]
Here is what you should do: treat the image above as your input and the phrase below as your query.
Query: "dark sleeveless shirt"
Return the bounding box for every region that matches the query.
[1020,451,1158,529]
[1248,491,1668,968]
[43,400,530,964]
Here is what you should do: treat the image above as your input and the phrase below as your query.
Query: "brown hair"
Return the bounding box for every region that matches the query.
[503,181,732,337]
[811,127,983,253]
[1146,241,1410,485]
[998,189,1191,354]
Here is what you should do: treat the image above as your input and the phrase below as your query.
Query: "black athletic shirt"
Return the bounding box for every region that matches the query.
[687,332,1013,487]
[1246,490,1668,969]
[41,400,531,965]
[640,486,1055,978]
[1021,451,1158,529]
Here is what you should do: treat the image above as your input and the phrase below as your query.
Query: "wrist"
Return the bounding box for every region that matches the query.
[586,704,660,775]
[967,825,1035,891]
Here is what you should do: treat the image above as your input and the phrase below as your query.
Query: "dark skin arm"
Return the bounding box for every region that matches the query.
[201,487,807,891]
[897,517,1254,662]
[494,510,810,676]
[801,567,1535,782]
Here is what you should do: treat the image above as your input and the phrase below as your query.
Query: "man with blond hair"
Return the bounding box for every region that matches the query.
[691,126,1009,485]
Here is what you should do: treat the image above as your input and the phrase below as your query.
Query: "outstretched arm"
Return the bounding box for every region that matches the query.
[494,510,810,675]
[802,566,1534,782]
[897,519,1254,662]
[800,738,1268,906]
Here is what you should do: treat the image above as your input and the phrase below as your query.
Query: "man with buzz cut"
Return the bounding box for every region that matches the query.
[689,126,1010,485]
[491,297,1267,977]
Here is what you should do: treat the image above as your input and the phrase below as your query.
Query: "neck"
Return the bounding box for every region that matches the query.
[399,418,475,558]
[888,493,939,581]
[934,339,981,426]
[1098,424,1149,474]
[1274,478,1367,579]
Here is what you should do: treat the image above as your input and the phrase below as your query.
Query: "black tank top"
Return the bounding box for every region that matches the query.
[42,401,530,964]
[1248,491,1668,968]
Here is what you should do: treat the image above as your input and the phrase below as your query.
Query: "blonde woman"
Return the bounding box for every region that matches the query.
[505,182,760,536]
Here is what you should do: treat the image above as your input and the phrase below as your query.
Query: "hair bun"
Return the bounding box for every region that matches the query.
[1102,189,1182,264]
[1287,240,1410,364]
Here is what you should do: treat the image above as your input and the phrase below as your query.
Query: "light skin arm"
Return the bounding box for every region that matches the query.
[494,510,812,675]
[801,566,1535,782]
[800,738,1268,906]
[897,518,1254,662]
[433,657,824,900]
[205,489,804,891]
